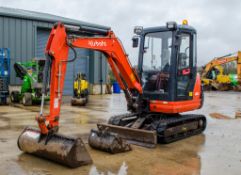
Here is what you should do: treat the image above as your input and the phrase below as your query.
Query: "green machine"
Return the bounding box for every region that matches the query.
[229,74,238,86]
[10,58,49,106]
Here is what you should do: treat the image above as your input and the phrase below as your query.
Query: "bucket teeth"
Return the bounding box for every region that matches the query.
[18,127,92,168]
[88,129,132,154]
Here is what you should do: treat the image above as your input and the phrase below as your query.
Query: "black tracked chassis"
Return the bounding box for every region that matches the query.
[107,112,206,145]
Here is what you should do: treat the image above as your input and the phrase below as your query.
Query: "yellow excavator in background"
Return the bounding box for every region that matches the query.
[201,51,241,90]
[71,73,89,106]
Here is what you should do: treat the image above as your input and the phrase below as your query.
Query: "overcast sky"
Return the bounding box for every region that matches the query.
[1,0,241,66]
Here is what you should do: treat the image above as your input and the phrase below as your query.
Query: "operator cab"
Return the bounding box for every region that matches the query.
[134,20,197,102]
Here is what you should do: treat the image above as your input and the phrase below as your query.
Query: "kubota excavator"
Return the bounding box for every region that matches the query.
[18,20,206,167]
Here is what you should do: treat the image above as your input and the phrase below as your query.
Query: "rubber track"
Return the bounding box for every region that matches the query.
[108,113,207,145]
[156,114,207,144]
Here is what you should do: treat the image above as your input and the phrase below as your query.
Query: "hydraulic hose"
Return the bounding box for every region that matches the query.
[41,54,52,95]
[63,41,77,63]
[40,54,51,116]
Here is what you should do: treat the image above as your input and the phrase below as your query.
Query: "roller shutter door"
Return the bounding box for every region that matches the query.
[36,29,89,95]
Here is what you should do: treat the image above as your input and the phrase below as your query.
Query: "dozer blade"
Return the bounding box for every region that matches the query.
[97,123,157,148]
[17,127,92,168]
[88,129,132,154]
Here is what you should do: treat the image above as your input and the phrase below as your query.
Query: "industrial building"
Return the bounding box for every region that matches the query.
[0,7,109,95]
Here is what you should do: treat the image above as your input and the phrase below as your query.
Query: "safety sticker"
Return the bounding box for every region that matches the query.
[54,98,59,108]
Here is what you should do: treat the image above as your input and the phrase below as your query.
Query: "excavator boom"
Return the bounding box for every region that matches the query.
[38,23,143,134]
[17,22,144,167]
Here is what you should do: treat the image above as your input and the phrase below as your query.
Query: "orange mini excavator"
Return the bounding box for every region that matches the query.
[18,21,206,167]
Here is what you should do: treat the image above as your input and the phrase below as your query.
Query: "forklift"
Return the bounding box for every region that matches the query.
[10,58,49,106]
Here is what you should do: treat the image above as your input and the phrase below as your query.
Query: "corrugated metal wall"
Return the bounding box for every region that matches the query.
[0,16,52,84]
[89,51,108,84]
[36,28,49,59]
[36,29,89,95]
[0,15,108,94]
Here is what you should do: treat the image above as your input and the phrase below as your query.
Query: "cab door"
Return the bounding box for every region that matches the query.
[176,32,196,100]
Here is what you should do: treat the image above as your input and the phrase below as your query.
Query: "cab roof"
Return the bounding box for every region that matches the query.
[143,24,196,34]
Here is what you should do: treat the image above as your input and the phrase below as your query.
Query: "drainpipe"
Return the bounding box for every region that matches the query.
[100,53,103,94]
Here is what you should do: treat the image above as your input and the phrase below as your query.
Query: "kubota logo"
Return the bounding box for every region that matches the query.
[88,40,107,47]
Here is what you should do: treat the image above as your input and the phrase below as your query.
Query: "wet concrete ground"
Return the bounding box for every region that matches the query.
[0,91,240,175]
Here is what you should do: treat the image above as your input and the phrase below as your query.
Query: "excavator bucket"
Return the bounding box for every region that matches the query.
[17,127,92,168]
[96,123,157,148]
[71,97,87,106]
[88,129,132,154]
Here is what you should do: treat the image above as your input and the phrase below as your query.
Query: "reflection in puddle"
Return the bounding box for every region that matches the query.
[89,162,128,175]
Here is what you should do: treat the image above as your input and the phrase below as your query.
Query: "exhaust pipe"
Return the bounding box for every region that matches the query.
[18,127,92,168]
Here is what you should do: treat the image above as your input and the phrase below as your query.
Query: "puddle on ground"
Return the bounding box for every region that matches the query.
[89,162,128,175]
[0,116,10,128]
[74,114,106,125]
[0,92,241,175]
